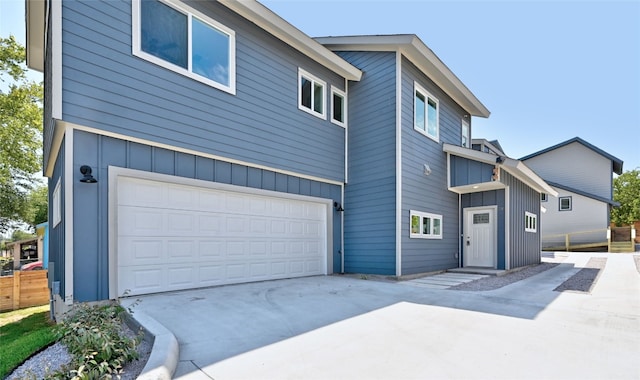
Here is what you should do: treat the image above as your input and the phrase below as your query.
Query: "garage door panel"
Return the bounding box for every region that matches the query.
[117,177,328,296]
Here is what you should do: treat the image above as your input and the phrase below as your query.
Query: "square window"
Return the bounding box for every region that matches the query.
[559,196,572,211]
[134,0,235,93]
[298,68,326,119]
[331,86,346,127]
[414,82,439,142]
[410,210,443,239]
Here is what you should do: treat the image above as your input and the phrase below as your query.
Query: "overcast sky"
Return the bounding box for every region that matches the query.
[2,0,639,171]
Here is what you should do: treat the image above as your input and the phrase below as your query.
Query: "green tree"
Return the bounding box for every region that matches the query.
[611,168,640,226]
[24,185,48,228]
[11,229,35,241]
[0,36,43,233]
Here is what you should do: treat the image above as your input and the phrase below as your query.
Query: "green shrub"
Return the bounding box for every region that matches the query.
[49,302,141,379]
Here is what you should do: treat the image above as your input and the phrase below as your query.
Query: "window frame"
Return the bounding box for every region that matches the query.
[461,118,470,148]
[540,193,548,202]
[410,210,443,239]
[525,211,537,233]
[298,68,326,119]
[559,196,572,211]
[52,178,61,227]
[132,0,236,94]
[330,85,346,127]
[413,81,439,142]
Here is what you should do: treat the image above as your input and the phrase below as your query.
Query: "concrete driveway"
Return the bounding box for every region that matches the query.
[125,252,640,379]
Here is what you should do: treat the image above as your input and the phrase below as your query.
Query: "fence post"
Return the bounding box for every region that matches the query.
[565,234,570,251]
[12,271,20,310]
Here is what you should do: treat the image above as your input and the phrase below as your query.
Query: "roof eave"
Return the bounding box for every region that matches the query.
[316,35,490,118]
[218,0,362,81]
[26,0,45,72]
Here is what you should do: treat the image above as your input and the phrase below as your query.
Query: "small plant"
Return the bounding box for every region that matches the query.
[48,302,141,379]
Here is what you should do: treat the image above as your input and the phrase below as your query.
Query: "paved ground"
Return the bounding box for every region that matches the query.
[125,252,640,379]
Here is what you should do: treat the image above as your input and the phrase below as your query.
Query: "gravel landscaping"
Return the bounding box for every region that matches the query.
[449,262,559,291]
[554,257,607,294]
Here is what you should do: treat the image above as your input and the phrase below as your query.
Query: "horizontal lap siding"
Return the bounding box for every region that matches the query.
[502,171,541,268]
[338,51,397,275]
[61,0,346,182]
[401,57,466,275]
[73,131,343,302]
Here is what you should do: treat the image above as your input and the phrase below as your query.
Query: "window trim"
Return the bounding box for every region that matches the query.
[461,118,470,148]
[298,68,326,119]
[330,85,346,127]
[410,210,443,239]
[132,0,236,94]
[540,193,548,202]
[559,196,572,211]
[525,211,537,233]
[413,81,439,142]
[52,178,61,227]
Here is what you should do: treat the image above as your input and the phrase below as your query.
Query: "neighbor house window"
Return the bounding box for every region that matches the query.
[133,0,236,93]
[299,68,326,119]
[525,211,537,233]
[461,119,470,148]
[53,178,61,227]
[559,196,572,211]
[331,86,346,127]
[410,210,443,239]
[414,82,439,141]
[540,193,548,202]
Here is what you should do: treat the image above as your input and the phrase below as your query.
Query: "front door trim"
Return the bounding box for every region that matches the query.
[463,205,497,268]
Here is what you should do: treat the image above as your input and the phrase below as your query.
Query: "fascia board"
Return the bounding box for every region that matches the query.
[317,35,490,118]
[501,158,559,197]
[26,0,45,72]
[219,0,362,81]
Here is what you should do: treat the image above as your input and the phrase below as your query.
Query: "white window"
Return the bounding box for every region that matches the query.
[525,211,537,233]
[298,68,326,119]
[52,178,61,227]
[559,196,572,211]
[414,82,439,142]
[461,119,470,148]
[540,193,548,202]
[410,210,443,239]
[331,86,346,127]
[132,0,236,94]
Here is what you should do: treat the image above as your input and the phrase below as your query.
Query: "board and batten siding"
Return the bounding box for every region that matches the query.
[337,51,397,275]
[461,190,506,269]
[48,141,65,297]
[523,142,612,199]
[60,0,347,183]
[450,156,494,187]
[502,171,541,268]
[71,130,343,302]
[400,56,466,274]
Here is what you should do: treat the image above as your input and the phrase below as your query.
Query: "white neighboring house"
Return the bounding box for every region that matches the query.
[520,137,623,247]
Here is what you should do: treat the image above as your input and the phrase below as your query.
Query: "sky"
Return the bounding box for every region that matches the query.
[1,0,639,171]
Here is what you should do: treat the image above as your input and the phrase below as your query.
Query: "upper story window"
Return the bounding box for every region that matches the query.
[541,193,548,202]
[331,86,346,127]
[133,0,236,94]
[410,210,443,239]
[461,119,470,148]
[299,68,326,119]
[559,196,572,211]
[414,82,439,142]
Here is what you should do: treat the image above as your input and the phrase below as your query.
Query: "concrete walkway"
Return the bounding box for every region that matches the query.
[125,252,640,380]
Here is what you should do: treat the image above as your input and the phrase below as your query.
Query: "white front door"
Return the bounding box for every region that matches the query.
[464,207,496,268]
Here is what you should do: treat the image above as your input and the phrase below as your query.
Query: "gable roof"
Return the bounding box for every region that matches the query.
[546,181,620,207]
[26,0,363,81]
[315,35,490,118]
[520,137,623,175]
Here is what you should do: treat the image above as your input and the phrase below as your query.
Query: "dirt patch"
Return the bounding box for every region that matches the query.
[554,257,607,294]
[450,262,558,291]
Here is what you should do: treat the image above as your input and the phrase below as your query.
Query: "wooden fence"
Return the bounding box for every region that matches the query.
[0,271,49,312]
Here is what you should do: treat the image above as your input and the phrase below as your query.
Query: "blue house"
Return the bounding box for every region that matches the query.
[26,0,553,318]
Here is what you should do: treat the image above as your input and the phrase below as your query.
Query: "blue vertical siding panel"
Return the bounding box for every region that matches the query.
[195,156,214,181]
[461,190,506,269]
[247,167,262,189]
[450,156,494,187]
[128,142,152,171]
[262,170,275,190]
[275,173,288,192]
[401,57,467,275]
[102,137,127,167]
[153,148,175,175]
[176,153,196,179]
[337,51,397,275]
[309,180,322,198]
[502,171,541,268]
[287,177,300,194]
[299,179,311,196]
[231,164,248,187]
[60,0,346,182]
[215,161,232,183]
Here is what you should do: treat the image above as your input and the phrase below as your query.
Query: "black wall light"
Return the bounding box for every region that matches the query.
[79,165,97,183]
[334,201,344,212]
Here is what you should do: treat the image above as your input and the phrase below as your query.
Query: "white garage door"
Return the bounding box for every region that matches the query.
[116,176,328,296]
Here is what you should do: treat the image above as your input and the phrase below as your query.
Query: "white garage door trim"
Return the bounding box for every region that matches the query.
[108,167,333,299]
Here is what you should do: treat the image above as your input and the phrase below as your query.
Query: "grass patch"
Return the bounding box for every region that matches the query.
[0,305,50,327]
[0,309,57,378]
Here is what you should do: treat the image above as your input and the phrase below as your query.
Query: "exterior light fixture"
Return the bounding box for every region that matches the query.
[423,164,432,176]
[334,202,344,212]
[79,165,97,183]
